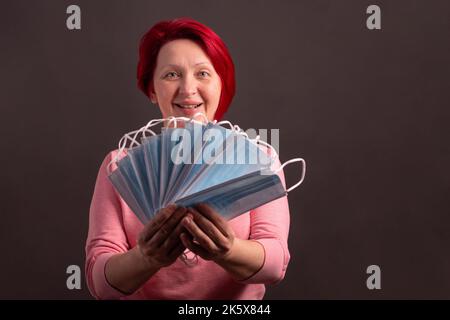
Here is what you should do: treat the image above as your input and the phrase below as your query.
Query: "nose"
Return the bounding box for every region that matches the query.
[178,74,198,96]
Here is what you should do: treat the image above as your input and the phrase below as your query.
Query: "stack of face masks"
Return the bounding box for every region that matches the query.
[107,114,306,224]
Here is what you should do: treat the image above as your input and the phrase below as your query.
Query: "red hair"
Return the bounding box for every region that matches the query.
[137,18,236,121]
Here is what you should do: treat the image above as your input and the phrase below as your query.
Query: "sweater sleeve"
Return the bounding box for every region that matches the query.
[85,151,130,299]
[238,155,291,285]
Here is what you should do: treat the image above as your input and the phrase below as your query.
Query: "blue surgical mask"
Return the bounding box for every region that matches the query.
[107,115,306,224]
[175,170,286,220]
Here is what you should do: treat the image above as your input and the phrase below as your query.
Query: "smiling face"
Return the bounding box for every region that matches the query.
[150,39,222,122]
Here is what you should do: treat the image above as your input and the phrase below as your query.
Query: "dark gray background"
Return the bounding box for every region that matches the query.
[1,0,449,299]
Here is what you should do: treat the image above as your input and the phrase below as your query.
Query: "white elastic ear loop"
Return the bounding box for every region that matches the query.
[232,124,247,136]
[121,129,141,147]
[130,126,147,147]
[234,125,255,140]
[216,121,248,138]
[142,128,156,137]
[167,116,178,128]
[216,120,234,130]
[215,120,277,167]
[107,128,143,173]
[191,112,208,123]
[251,137,279,167]
[179,251,199,266]
[142,118,165,136]
[108,118,163,173]
[274,158,306,192]
[107,114,212,173]
[166,115,207,128]
[253,137,278,158]
[107,117,173,173]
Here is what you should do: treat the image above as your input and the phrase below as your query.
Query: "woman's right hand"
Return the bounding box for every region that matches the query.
[137,204,189,269]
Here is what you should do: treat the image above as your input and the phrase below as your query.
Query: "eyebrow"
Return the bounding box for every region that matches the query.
[164,62,211,68]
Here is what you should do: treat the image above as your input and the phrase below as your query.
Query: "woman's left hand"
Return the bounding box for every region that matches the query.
[180,203,235,262]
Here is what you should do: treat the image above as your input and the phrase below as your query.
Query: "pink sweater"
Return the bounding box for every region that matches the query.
[85,150,291,299]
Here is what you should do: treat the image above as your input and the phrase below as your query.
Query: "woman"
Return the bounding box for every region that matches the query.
[85,18,291,299]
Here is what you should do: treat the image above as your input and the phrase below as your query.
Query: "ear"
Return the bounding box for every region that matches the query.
[146,83,157,104]
[150,92,157,104]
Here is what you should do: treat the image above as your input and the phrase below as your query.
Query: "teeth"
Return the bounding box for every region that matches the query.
[176,103,202,109]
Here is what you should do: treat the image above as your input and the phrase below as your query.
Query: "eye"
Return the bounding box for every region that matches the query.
[198,70,210,78]
[164,71,179,79]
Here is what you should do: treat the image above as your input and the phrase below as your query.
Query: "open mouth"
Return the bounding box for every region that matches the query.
[174,103,203,109]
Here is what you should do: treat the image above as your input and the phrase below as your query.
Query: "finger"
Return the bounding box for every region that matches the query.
[168,241,186,260]
[141,204,178,243]
[188,208,230,251]
[194,203,231,237]
[182,214,218,252]
[180,233,210,258]
[147,207,188,248]
[161,217,188,253]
